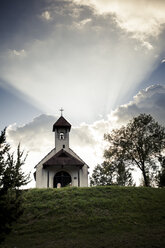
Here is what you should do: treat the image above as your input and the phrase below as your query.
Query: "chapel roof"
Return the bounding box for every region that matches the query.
[53,116,71,131]
[43,149,84,168]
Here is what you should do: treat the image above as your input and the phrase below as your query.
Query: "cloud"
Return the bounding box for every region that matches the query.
[7,114,111,162]
[1,0,165,134]
[7,114,56,152]
[74,0,165,41]
[6,114,57,187]
[73,18,92,29]
[6,84,165,187]
[110,84,165,126]
[1,0,163,125]
[41,11,52,21]
[141,41,153,50]
[10,49,26,56]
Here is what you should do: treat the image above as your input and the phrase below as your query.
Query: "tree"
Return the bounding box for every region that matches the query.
[90,160,133,186]
[104,114,165,187]
[2,144,29,192]
[156,155,165,187]
[109,160,134,186]
[90,163,114,186]
[0,128,30,242]
[0,128,10,189]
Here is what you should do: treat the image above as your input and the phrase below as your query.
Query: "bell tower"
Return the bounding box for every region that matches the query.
[52,109,71,152]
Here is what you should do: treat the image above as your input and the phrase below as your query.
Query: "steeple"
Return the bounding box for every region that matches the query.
[53,112,71,151]
[53,116,71,132]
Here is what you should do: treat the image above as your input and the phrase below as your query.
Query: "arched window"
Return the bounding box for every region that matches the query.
[53,171,71,188]
[59,132,64,140]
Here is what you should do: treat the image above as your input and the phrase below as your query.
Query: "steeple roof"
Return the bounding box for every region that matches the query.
[43,149,84,168]
[53,116,71,131]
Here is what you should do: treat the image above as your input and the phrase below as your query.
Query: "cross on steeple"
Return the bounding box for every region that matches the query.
[60,108,64,116]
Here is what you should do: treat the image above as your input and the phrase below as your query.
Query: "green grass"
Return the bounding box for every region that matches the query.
[1,186,165,248]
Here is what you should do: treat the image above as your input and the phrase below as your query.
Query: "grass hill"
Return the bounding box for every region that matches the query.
[1,186,165,248]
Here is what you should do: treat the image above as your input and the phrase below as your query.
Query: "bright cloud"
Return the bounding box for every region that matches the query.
[1,3,162,125]
[41,10,52,21]
[74,0,165,42]
[10,49,26,56]
[73,18,92,29]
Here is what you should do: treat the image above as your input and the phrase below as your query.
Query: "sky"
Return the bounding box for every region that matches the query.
[1,0,165,187]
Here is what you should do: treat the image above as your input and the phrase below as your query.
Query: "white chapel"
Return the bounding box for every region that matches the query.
[34,112,89,188]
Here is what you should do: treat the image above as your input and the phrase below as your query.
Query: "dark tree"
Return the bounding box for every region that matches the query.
[90,160,133,186]
[110,160,134,186]
[90,163,114,186]
[0,128,30,242]
[156,155,165,187]
[104,114,165,187]
[2,144,29,192]
[0,128,10,189]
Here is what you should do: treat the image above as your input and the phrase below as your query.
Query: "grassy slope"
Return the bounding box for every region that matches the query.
[1,186,165,248]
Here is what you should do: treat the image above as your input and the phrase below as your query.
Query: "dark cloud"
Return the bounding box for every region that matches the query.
[7,114,56,152]
[7,114,106,152]
[111,84,165,126]
[1,0,165,128]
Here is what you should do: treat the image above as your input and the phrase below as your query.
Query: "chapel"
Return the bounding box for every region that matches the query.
[34,111,89,188]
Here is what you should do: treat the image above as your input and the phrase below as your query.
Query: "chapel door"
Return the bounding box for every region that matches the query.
[53,171,71,188]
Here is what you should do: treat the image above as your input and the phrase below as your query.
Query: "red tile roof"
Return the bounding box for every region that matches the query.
[53,116,71,131]
[43,149,84,168]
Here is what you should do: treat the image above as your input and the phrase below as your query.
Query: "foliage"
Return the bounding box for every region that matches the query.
[0,128,10,189]
[0,128,30,242]
[104,114,165,187]
[1,187,165,248]
[2,144,29,191]
[90,160,133,186]
[90,163,114,186]
[156,155,165,187]
[109,160,134,186]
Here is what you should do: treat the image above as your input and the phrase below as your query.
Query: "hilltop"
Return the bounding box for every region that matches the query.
[1,186,165,248]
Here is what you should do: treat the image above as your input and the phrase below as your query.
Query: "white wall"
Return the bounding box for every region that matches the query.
[36,163,88,188]
[55,128,70,152]
[35,127,89,188]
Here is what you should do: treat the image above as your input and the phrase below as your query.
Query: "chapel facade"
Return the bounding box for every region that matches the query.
[34,113,89,188]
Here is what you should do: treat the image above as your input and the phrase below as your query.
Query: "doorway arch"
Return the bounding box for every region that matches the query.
[53,171,72,188]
